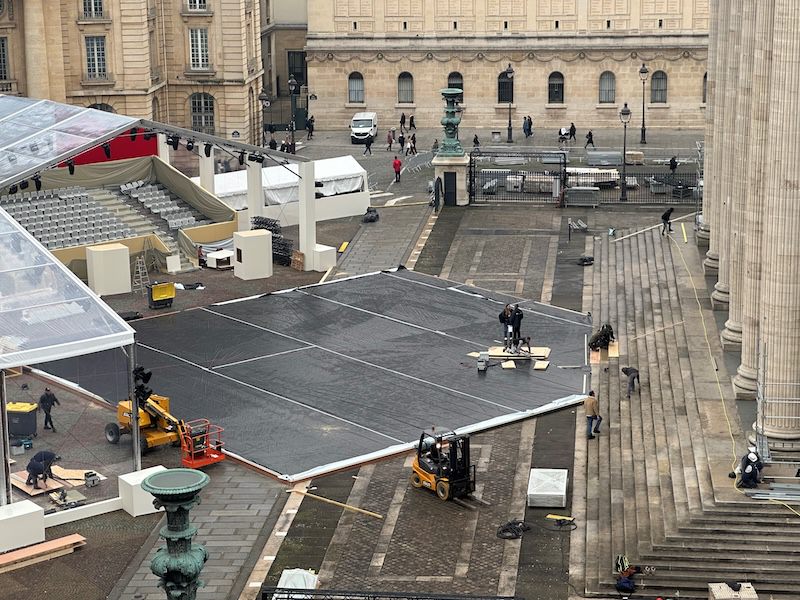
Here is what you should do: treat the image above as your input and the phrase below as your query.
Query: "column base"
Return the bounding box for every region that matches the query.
[703,252,719,275]
[696,225,710,248]
[733,364,758,400]
[711,282,729,311]
[721,319,742,350]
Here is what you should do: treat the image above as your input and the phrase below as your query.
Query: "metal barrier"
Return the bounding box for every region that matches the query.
[261,589,521,600]
[469,149,567,205]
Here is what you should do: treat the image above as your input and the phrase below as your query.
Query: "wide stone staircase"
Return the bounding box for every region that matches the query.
[571,227,800,599]
[88,186,196,272]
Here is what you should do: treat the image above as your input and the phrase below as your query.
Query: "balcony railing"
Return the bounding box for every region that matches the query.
[79,10,111,22]
[0,80,19,94]
[82,71,115,85]
[181,1,212,15]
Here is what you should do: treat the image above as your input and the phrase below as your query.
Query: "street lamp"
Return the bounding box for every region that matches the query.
[288,73,298,154]
[639,63,649,144]
[505,63,514,144]
[619,102,631,202]
[258,89,270,146]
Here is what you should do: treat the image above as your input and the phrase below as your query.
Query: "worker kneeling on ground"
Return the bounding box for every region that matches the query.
[25,450,60,489]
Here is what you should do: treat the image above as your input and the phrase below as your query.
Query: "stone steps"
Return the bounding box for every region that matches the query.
[579,226,800,598]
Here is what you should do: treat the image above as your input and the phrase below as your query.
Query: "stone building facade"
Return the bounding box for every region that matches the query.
[261,0,308,98]
[306,0,709,131]
[1,0,262,143]
[703,0,800,449]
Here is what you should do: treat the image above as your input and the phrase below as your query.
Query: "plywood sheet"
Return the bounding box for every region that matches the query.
[534,361,550,371]
[466,351,481,358]
[501,360,516,369]
[531,347,551,359]
[608,341,619,358]
[590,349,601,364]
[0,534,86,573]
[487,346,533,360]
[10,471,64,496]
[51,466,107,486]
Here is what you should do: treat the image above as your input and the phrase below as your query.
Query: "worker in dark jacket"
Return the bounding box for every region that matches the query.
[32,450,60,480]
[510,304,524,353]
[621,367,640,398]
[39,387,60,433]
[499,305,512,350]
[25,458,46,489]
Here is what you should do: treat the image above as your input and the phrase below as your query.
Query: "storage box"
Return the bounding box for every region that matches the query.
[7,402,37,438]
[527,468,569,507]
[146,282,175,309]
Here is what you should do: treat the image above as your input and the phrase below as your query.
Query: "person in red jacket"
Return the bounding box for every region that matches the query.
[392,156,402,182]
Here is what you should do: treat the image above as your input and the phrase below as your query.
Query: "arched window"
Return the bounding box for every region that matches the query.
[348,72,364,103]
[447,71,464,102]
[702,72,708,104]
[190,92,215,134]
[398,72,414,103]
[498,70,513,103]
[599,71,615,104]
[548,72,564,104]
[651,70,667,103]
[88,103,115,113]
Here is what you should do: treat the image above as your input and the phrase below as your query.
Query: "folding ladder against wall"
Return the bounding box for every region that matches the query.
[131,255,151,294]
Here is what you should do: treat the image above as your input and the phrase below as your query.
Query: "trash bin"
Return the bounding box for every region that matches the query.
[8,402,38,438]
[147,282,176,309]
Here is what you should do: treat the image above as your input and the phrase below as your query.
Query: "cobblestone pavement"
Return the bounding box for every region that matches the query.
[315,422,534,596]
[112,460,287,600]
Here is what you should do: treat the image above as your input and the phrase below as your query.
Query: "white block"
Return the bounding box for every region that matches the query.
[0,499,45,553]
[527,468,569,508]
[166,254,181,274]
[86,243,131,296]
[119,465,167,517]
[312,243,336,272]
[234,229,273,280]
[708,582,758,599]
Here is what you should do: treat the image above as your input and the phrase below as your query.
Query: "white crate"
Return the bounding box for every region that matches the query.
[527,468,568,508]
[708,583,758,599]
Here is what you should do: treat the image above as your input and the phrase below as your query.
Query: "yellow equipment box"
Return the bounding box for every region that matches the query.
[147,282,176,309]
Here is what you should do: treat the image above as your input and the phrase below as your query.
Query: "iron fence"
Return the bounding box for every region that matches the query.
[261,589,521,600]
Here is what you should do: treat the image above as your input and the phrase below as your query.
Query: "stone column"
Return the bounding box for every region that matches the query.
[758,0,800,445]
[734,0,775,398]
[703,0,731,273]
[721,0,757,347]
[22,0,51,99]
[697,0,719,247]
[710,0,743,309]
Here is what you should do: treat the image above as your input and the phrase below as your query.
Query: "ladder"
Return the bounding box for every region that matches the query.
[132,255,151,294]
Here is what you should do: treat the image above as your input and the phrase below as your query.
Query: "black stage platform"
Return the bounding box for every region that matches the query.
[43,270,590,480]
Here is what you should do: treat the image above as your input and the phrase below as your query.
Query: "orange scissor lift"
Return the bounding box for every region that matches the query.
[180,418,225,469]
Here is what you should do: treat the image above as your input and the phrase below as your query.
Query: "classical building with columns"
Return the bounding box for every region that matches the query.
[306,0,709,131]
[702,0,800,449]
[0,0,263,143]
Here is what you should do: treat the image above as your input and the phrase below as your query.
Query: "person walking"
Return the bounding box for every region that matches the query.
[306,116,315,140]
[473,134,480,148]
[584,130,595,149]
[431,139,439,152]
[363,135,373,155]
[392,156,402,182]
[621,367,640,399]
[433,176,442,213]
[386,130,394,151]
[410,133,417,155]
[398,132,406,154]
[39,387,60,433]
[569,122,577,142]
[400,112,407,133]
[669,155,678,174]
[268,136,278,151]
[522,117,529,138]
[585,390,602,439]
[409,115,416,130]
[661,207,674,235]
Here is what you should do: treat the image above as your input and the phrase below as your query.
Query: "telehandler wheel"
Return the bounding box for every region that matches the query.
[435,480,450,501]
[410,473,423,488]
[105,422,121,444]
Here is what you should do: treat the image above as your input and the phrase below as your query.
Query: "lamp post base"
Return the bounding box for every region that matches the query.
[640,127,647,144]
[507,128,513,143]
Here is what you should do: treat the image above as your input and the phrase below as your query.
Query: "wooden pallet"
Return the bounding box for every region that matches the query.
[0,534,86,574]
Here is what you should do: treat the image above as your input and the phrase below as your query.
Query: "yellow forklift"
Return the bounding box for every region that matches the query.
[104,367,225,469]
[410,430,476,501]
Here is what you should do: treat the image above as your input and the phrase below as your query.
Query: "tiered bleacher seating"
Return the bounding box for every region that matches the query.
[0,187,135,250]
[121,182,211,230]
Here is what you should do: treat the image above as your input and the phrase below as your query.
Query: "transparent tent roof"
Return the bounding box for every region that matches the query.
[0,96,138,189]
[0,206,135,369]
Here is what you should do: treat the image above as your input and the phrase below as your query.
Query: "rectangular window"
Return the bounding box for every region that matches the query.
[85,36,107,79]
[83,0,104,18]
[189,28,209,70]
[348,76,364,103]
[0,38,8,81]
[287,51,307,87]
[187,0,208,10]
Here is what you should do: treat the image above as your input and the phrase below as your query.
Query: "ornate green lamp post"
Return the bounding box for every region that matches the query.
[438,87,465,157]
[142,468,211,600]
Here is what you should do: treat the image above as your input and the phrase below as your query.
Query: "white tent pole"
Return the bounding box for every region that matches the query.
[128,345,142,471]
[298,160,316,270]
[0,369,11,505]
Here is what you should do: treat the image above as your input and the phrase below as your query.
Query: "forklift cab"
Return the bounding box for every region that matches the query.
[412,431,476,500]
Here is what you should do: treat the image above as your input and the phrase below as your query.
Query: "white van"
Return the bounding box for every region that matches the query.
[350,112,378,144]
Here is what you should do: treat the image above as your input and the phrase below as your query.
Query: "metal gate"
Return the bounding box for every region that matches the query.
[261,589,521,600]
[468,149,700,206]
